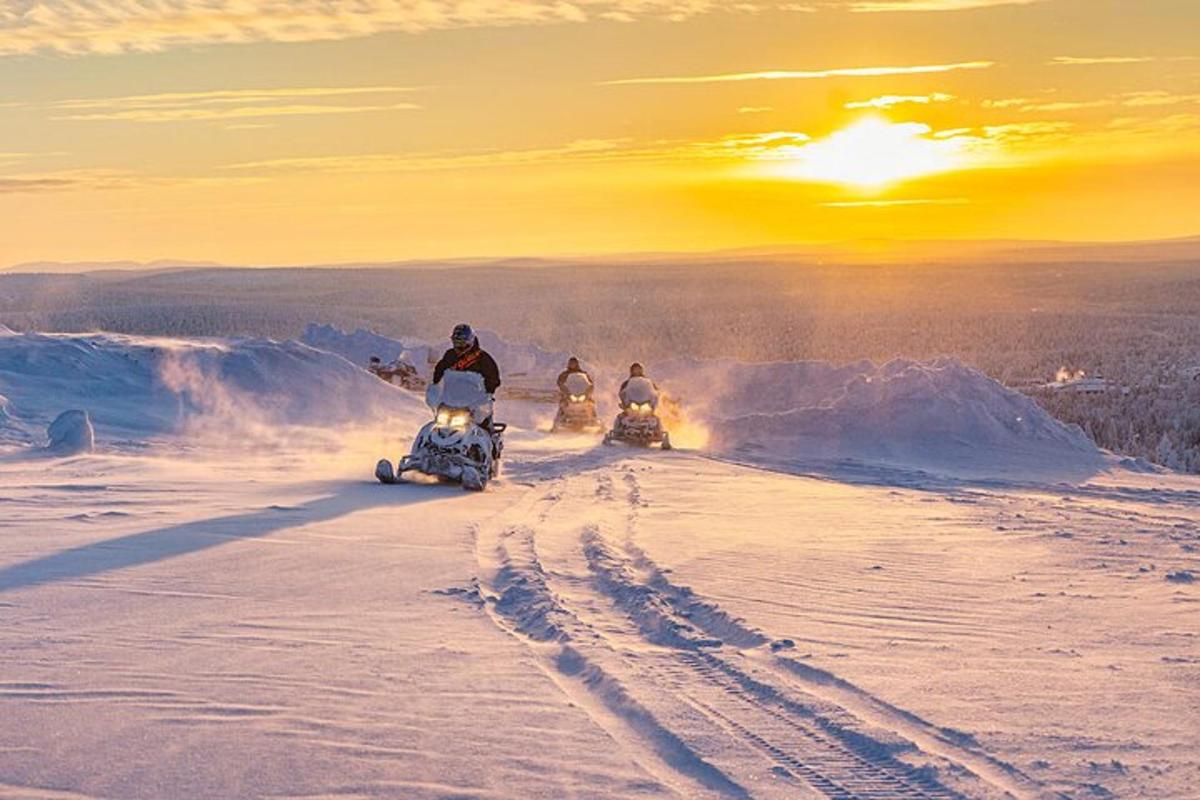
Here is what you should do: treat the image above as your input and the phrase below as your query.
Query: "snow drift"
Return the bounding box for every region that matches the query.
[0,329,427,449]
[657,356,1103,478]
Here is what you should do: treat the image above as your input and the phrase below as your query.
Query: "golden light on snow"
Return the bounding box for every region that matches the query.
[766,116,968,190]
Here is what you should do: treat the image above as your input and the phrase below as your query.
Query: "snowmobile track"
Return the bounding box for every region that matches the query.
[469,466,1038,800]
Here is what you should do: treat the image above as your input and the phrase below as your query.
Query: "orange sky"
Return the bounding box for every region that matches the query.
[1,0,1198,266]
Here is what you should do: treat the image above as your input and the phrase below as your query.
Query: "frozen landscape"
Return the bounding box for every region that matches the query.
[1,318,1196,799]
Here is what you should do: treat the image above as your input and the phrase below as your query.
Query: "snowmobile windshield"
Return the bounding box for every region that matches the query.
[563,372,591,396]
[428,369,490,411]
[623,376,657,406]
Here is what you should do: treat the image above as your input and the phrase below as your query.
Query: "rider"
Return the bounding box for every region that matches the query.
[556,356,594,406]
[432,323,501,431]
[619,362,659,409]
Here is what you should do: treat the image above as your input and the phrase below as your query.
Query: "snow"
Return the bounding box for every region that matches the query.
[0,327,1197,799]
[300,323,431,371]
[0,330,427,451]
[300,326,1100,480]
[45,410,94,455]
[659,356,1102,480]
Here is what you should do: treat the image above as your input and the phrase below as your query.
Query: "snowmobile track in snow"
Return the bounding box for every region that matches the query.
[465,462,1047,800]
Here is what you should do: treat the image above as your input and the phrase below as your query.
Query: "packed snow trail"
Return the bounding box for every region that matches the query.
[0,423,1197,798]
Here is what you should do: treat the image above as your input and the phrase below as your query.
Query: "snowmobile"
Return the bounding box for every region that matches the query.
[552,371,601,433]
[368,356,426,391]
[604,376,672,450]
[375,370,505,491]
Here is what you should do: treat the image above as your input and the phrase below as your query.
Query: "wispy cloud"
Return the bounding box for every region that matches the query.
[983,91,1200,114]
[55,102,419,123]
[0,176,77,193]
[1120,91,1200,108]
[222,132,822,175]
[28,86,419,123]
[602,61,993,86]
[738,106,775,114]
[0,1,734,57]
[0,166,265,194]
[847,0,1042,10]
[845,93,955,109]
[1049,55,1198,66]
[224,139,650,174]
[48,86,417,111]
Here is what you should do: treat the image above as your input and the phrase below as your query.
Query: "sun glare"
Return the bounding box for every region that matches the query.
[769,116,967,190]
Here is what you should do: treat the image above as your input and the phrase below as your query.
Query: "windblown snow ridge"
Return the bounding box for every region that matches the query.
[0,328,426,449]
[658,356,1103,478]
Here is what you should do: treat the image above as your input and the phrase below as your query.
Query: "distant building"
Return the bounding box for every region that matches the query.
[1043,375,1117,395]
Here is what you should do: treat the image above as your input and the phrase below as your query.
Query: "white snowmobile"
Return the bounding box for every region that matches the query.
[604,376,672,450]
[552,371,601,433]
[375,370,505,491]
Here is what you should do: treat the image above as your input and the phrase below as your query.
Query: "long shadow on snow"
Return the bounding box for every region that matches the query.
[0,480,447,595]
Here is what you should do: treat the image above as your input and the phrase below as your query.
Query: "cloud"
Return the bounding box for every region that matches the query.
[845,93,955,109]
[32,86,419,123]
[1004,100,1109,113]
[0,176,78,193]
[983,91,1200,114]
[738,106,775,114]
[1050,55,1199,66]
[0,1,735,57]
[846,0,1041,10]
[223,132,824,175]
[54,102,419,123]
[602,60,994,85]
[224,139,650,174]
[1119,91,1200,108]
[48,86,417,111]
[0,166,265,194]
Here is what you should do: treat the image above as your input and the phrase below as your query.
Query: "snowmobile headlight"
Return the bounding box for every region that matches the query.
[436,409,451,426]
[449,413,470,429]
[571,394,586,403]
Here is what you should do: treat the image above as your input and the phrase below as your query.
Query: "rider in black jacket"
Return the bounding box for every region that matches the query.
[433,324,501,395]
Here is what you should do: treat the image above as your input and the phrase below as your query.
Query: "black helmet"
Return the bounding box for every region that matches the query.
[567,356,581,370]
[629,362,645,378]
[451,323,475,350]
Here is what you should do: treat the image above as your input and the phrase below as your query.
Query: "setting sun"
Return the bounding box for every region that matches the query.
[763,116,968,190]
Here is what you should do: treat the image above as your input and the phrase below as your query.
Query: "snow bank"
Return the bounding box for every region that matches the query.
[657,357,1102,478]
[0,330,428,447]
[46,410,95,455]
[300,323,431,371]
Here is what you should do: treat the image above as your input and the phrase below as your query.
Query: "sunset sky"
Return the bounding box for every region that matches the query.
[1,0,1198,266]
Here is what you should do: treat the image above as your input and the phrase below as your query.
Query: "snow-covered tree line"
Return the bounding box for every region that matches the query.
[1029,378,1200,473]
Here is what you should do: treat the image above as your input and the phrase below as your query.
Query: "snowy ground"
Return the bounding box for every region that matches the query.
[1,329,1198,799]
[1,427,1197,799]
